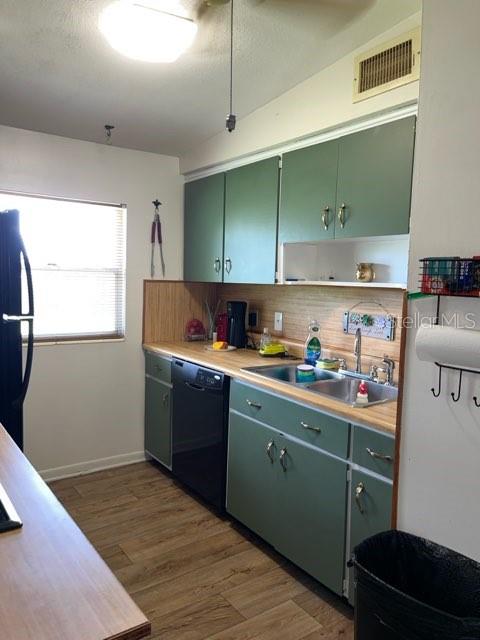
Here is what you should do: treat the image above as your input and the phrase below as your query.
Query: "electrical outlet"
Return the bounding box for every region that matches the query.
[274,311,283,332]
[248,310,259,329]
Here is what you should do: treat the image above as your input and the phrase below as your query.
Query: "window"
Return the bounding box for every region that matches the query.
[0,192,126,342]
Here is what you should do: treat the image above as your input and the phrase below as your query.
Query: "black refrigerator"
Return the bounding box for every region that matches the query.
[0,210,34,450]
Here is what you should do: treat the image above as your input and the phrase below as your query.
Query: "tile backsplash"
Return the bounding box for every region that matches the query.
[143,280,405,379]
[219,284,405,373]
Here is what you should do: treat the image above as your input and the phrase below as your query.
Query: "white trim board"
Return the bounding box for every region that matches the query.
[40,450,147,482]
[183,102,418,182]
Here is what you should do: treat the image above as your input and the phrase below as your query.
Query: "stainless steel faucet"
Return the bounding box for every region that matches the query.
[382,356,395,386]
[354,328,362,374]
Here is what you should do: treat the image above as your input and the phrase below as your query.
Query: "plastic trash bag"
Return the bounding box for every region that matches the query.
[350,530,480,640]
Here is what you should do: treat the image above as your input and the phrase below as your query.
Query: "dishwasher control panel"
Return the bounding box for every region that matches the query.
[196,369,223,390]
[173,359,225,392]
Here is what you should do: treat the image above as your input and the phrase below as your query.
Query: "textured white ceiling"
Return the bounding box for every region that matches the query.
[0,0,421,156]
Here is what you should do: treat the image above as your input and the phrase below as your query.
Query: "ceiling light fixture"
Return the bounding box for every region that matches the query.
[99,1,198,63]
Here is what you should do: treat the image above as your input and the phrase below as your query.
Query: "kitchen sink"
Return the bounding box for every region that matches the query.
[242,363,397,407]
[243,363,340,384]
[306,377,398,407]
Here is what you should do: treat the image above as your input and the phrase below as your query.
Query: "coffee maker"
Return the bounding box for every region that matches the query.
[227,301,247,348]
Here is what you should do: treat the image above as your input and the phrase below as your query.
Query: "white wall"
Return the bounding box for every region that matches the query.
[0,125,183,478]
[180,12,421,174]
[398,0,480,560]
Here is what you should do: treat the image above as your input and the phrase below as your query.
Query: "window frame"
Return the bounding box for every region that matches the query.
[0,189,127,345]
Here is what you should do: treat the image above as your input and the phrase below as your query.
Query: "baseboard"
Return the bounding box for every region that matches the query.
[40,450,147,482]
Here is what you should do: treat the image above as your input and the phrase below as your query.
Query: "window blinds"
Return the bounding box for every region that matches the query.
[0,193,126,342]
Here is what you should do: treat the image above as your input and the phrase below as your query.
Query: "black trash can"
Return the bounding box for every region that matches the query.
[350,530,480,640]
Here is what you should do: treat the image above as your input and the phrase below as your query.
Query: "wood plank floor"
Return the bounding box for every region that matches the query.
[50,461,353,640]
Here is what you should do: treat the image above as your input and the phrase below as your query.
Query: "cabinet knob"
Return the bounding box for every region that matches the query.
[322,206,330,231]
[162,393,169,406]
[366,447,393,463]
[225,258,232,274]
[279,447,288,472]
[214,258,221,273]
[355,482,365,514]
[246,399,262,410]
[338,203,346,229]
[266,440,275,463]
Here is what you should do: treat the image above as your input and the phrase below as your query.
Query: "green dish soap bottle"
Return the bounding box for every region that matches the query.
[304,320,322,365]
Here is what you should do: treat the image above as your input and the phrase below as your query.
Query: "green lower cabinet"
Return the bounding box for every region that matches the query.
[145,376,172,469]
[227,411,347,596]
[227,412,279,544]
[227,385,394,601]
[275,434,348,595]
[348,469,393,603]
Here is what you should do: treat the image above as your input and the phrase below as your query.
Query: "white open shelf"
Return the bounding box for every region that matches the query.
[284,280,406,289]
[278,234,409,290]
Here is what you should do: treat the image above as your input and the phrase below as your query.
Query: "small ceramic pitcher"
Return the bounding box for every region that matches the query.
[356,263,375,283]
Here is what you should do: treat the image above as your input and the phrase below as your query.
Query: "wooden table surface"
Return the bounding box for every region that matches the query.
[144,342,397,435]
[0,426,151,640]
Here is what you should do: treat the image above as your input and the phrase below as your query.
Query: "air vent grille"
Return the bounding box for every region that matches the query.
[359,40,412,93]
[353,27,421,102]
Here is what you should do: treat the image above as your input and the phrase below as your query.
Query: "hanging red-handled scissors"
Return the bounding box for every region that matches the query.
[150,199,165,278]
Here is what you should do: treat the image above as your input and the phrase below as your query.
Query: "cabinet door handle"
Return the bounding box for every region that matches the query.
[214,258,221,273]
[246,399,262,410]
[366,447,393,463]
[300,421,321,434]
[225,258,232,274]
[322,206,330,231]
[355,482,365,514]
[154,364,162,372]
[266,440,275,463]
[338,203,346,229]
[162,393,169,406]
[279,447,288,472]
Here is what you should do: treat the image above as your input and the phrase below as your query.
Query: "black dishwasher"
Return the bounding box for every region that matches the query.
[171,359,230,511]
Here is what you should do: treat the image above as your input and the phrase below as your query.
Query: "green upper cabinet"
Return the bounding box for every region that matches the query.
[224,157,280,284]
[335,116,416,239]
[279,140,338,244]
[184,173,225,282]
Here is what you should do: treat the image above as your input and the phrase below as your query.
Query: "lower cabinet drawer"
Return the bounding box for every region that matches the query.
[230,380,349,458]
[145,351,172,384]
[352,425,395,480]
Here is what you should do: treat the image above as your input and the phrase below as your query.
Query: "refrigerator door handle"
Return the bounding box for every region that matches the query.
[3,314,34,322]
[12,238,34,408]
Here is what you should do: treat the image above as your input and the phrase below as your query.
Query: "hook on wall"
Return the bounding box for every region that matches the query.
[431,362,480,405]
[451,370,463,403]
[104,124,115,145]
[431,365,442,398]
